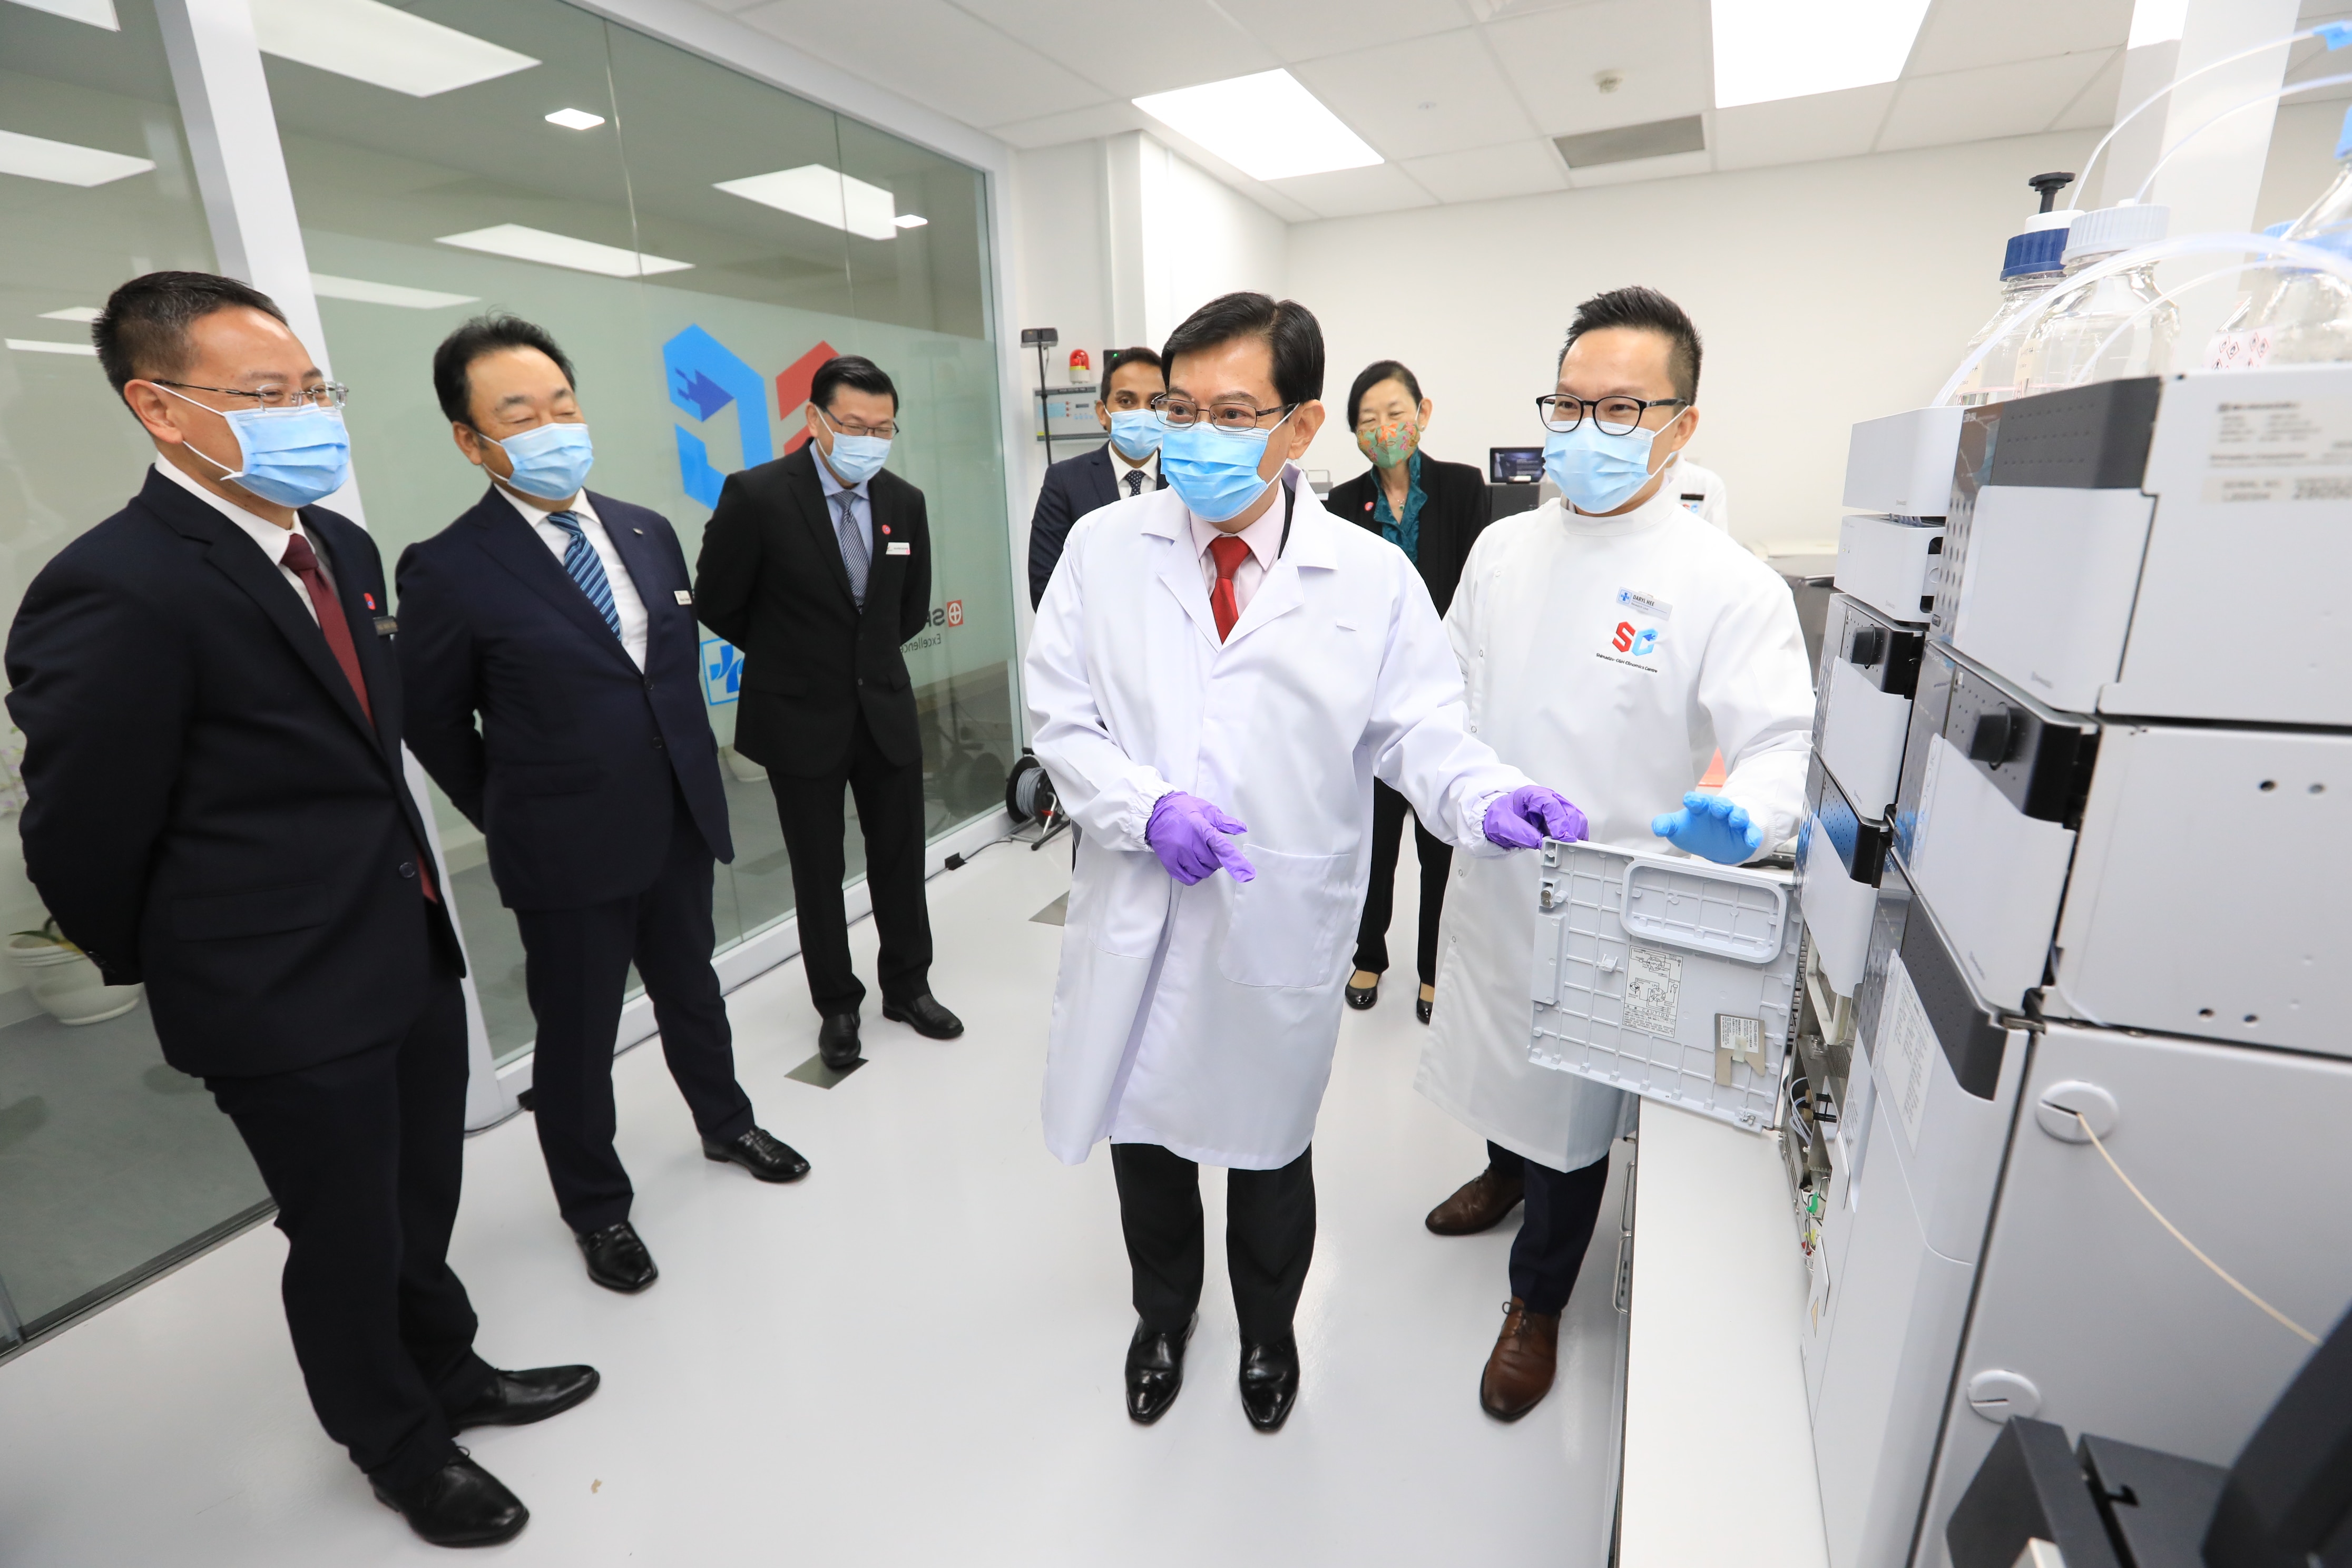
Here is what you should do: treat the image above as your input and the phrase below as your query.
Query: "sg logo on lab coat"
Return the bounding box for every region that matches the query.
[1611,621,1662,657]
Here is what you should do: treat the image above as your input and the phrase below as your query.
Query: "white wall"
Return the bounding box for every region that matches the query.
[1286,129,2101,550]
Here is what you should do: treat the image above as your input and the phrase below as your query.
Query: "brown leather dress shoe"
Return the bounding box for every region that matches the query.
[1425,1163,1526,1235]
[1479,1297,1561,1422]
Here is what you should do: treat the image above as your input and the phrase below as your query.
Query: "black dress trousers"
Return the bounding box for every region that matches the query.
[1111,1142,1317,1344]
[767,708,934,1017]
[205,964,493,1490]
[513,785,755,1234]
[1486,1142,1613,1315]
[1353,778,1454,986]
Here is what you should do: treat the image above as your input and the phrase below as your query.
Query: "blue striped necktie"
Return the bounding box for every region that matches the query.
[547,510,622,640]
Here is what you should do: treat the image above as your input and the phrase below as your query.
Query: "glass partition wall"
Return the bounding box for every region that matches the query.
[261,0,1017,1061]
[0,0,1014,1350]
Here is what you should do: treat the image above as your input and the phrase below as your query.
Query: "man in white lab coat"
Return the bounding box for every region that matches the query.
[1415,287,1814,1421]
[1025,292,1582,1434]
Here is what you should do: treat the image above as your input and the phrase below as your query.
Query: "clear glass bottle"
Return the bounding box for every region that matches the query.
[2210,108,2352,369]
[2018,204,2177,394]
[1955,225,2070,405]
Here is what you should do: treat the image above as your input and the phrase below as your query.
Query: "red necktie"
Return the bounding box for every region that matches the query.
[1208,534,1250,642]
[281,531,439,905]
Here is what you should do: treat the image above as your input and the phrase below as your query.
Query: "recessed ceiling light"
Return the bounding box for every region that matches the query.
[435,224,691,278]
[894,213,928,229]
[7,338,99,356]
[0,128,153,187]
[38,306,104,323]
[310,273,480,309]
[714,165,898,241]
[1710,0,1931,109]
[545,107,605,131]
[11,0,119,28]
[2125,0,2189,48]
[249,0,538,98]
[1134,70,1381,182]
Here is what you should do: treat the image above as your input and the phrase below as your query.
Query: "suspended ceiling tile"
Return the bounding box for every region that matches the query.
[1400,139,1571,202]
[1292,29,1539,162]
[989,100,1150,146]
[953,0,1277,99]
[737,0,1106,127]
[1904,0,2132,76]
[2052,47,2127,132]
[1485,0,1711,139]
[1878,51,2118,153]
[1564,146,1712,188]
[1711,83,1896,171]
[1229,0,1479,64]
[1267,161,1440,219]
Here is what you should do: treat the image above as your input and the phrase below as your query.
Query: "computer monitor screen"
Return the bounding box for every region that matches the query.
[1490,446,1544,484]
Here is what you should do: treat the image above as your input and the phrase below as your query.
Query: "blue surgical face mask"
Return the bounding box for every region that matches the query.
[1160,411,1290,523]
[162,385,351,509]
[819,416,892,486]
[1106,408,1163,463]
[1544,412,1679,515]
[496,419,594,501]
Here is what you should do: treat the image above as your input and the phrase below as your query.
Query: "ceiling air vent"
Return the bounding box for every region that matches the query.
[1553,115,1707,169]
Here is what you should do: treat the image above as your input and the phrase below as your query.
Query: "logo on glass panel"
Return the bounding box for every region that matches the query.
[701,637,742,706]
[663,326,839,508]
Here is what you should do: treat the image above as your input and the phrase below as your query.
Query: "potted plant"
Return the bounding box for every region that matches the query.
[7,917,141,1026]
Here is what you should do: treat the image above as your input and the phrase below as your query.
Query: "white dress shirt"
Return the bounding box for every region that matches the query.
[1186,478,1288,617]
[499,485,649,671]
[153,457,332,622]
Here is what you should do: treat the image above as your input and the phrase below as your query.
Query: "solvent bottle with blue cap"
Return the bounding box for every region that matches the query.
[1953,172,2079,405]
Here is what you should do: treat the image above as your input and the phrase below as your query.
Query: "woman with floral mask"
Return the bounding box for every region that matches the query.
[1326,361,1493,1025]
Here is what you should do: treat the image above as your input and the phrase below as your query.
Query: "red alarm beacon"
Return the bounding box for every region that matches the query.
[1069,348,1091,375]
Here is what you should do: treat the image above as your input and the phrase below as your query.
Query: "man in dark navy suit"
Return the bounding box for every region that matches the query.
[1026,346,1167,607]
[397,316,807,1298]
[6,274,593,1549]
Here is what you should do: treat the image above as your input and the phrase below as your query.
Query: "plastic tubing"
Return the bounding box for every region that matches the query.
[2134,71,2352,203]
[1933,232,2352,406]
[2080,22,2349,197]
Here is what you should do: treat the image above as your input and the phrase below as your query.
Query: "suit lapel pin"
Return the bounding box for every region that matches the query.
[633,527,644,535]
[880,524,891,535]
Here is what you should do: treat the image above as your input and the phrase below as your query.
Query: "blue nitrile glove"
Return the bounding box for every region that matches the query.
[1483,785,1588,850]
[1652,791,1763,864]
[1145,791,1257,886]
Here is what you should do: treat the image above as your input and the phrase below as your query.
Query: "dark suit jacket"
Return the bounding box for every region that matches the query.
[1326,456,1493,617]
[1028,443,1163,607]
[394,486,733,912]
[692,444,931,779]
[4,468,460,1079]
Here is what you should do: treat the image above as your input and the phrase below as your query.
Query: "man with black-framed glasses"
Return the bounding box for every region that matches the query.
[1414,285,1814,1424]
[695,354,963,1073]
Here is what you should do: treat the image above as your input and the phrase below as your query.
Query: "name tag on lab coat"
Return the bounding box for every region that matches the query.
[886,542,912,556]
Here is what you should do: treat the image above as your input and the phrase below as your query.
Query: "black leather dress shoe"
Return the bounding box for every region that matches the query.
[1239,1337,1301,1432]
[1416,985,1435,1025]
[703,1125,810,1182]
[576,1220,657,1293]
[449,1365,601,1432]
[373,1452,528,1547]
[882,992,964,1038]
[817,1013,863,1071]
[1345,969,1379,1010]
[1125,1314,1197,1425]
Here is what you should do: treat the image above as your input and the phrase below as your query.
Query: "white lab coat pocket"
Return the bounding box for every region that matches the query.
[1216,846,1354,989]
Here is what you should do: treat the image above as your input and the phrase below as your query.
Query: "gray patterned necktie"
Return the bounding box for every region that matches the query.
[1125,468,1145,498]
[832,492,869,608]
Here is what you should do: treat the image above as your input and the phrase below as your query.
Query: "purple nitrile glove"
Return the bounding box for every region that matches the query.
[1483,785,1589,850]
[1145,791,1258,886]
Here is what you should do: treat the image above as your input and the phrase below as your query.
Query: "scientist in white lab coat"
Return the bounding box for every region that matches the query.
[1025,292,1583,1435]
[1416,286,1814,1422]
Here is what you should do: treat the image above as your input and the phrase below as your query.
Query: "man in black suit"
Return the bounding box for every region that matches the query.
[5,273,593,1549]
[693,356,962,1070]
[398,316,808,1296]
[1026,346,1168,608]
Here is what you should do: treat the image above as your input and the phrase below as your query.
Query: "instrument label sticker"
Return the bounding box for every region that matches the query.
[1623,945,1681,1038]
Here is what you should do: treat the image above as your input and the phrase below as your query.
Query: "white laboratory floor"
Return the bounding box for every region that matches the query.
[0,831,1625,1566]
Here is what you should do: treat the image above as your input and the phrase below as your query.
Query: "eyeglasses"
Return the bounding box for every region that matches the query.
[1150,394,1295,434]
[817,407,899,440]
[1536,393,1686,436]
[153,379,349,411]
